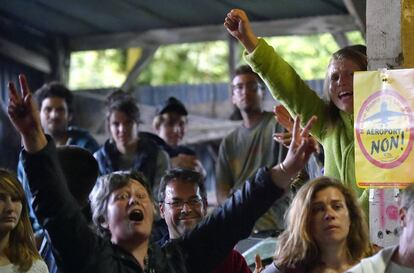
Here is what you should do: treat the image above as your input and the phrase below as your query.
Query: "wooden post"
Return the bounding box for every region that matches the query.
[50,36,70,84]
[402,0,414,68]
[365,0,414,247]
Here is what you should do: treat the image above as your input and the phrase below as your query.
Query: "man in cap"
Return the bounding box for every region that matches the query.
[151,97,203,172]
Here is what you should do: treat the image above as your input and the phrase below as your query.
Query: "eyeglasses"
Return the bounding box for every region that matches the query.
[163,197,203,209]
[231,82,263,93]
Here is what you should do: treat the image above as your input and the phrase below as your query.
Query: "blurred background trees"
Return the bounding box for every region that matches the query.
[68,31,364,90]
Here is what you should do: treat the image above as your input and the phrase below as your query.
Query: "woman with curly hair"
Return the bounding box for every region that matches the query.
[260,177,373,273]
[0,169,48,273]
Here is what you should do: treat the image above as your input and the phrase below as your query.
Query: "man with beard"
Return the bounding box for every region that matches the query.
[158,168,251,273]
[215,65,287,233]
[33,82,99,151]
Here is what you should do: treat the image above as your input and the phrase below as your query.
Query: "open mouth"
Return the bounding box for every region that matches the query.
[338,91,353,100]
[128,209,144,222]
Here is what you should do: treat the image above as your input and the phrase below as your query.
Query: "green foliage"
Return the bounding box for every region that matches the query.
[346,31,365,45]
[263,34,338,80]
[68,31,365,89]
[69,49,127,90]
[137,41,228,85]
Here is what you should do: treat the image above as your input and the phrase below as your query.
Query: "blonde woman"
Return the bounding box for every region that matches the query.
[0,169,48,273]
[260,177,373,273]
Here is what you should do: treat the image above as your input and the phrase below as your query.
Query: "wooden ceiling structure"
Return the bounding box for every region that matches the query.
[0,0,367,145]
[0,0,366,86]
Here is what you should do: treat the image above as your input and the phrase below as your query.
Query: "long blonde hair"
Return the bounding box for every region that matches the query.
[274,177,372,270]
[0,169,41,271]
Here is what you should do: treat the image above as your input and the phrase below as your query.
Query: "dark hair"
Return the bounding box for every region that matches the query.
[35,82,74,113]
[233,65,265,86]
[105,89,141,129]
[345,44,367,56]
[57,146,99,207]
[156,97,188,116]
[89,170,151,238]
[158,168,206,203]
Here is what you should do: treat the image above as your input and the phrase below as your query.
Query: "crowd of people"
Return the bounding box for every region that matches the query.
[0,7,413,273]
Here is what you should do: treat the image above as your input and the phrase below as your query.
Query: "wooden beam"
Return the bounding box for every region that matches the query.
[402,0,414,68]
[70,15,359,51]
[343,0,367,36]
[366,0,402,248]
[331,32,349,48]
[50,36,70,83]
[0,37,51,73]
[120,44,159,92]
[366,0,402,69]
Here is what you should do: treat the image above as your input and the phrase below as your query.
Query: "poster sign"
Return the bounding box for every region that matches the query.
[354,69,414,188]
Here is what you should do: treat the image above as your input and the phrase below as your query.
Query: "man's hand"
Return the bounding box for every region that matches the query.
[283,115,317,174]
[224,9,259,53]
[271,116,317,190]
[8,74,47,153]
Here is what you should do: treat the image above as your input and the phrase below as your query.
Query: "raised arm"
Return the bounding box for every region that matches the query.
[183,116,317,273]
[224,9,259,53]
[8,74,47,152]
[8,74,106,272]
[225,9,328,139]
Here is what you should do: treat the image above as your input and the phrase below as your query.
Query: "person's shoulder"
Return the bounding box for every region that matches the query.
[139,132,167,147]
[140,133,164,152]
[175,145,195,155]
[262,111,278,124]
[68,125,91,136]
[222,125,245,142]
[29,259,49,273]
[261,261,282,273]
[93,139,111,157]
[229,249,244,260]
[68,126,99,145]
[346,246,395,273]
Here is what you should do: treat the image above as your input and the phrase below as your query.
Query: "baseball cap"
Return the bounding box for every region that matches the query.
[157,97,188,116]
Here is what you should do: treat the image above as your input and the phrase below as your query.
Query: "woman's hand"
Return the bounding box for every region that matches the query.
[273,105,320,153]
[224,9,259,53]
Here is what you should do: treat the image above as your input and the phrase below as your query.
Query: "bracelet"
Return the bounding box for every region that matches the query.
[279,162,288,174]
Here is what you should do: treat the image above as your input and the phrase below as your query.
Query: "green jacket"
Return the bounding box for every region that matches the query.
[245,38,368,212]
